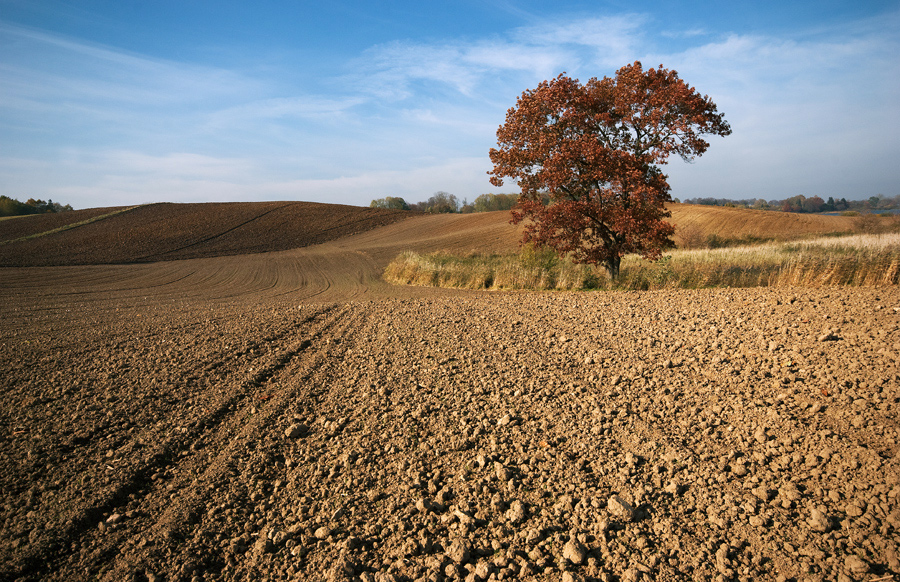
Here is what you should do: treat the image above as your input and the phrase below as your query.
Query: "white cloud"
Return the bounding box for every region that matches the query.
[40,156,506,209]
[513,15,646,67]
[205,96,368,131]
[653,17,900,199]
[0,22,258,111]
[1,8,898,210]
[350,15,648,99]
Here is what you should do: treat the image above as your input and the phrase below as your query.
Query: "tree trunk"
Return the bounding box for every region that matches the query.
[605,255,621,281]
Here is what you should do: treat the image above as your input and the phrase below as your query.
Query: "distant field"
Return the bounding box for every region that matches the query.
[0,201,409,267]
[0,201,860,268]
[668,204,858,245]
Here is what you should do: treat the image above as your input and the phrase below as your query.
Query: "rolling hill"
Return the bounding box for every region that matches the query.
[0,201,856,268]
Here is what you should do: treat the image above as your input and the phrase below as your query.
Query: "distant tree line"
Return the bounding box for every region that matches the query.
[680,194,899,214]
[371,192,519,214]
[0,196,73,217]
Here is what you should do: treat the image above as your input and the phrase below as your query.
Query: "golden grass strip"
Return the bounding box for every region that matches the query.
[384,233,900,291]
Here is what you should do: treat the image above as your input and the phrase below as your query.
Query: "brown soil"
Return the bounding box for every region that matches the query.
[668,204,857,240]
[0,207,127,242]
[0,203,897,582]
[0,202,410,267]
[1,202,857,269]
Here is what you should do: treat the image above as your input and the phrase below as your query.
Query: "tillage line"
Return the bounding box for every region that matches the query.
[3,305,345,581]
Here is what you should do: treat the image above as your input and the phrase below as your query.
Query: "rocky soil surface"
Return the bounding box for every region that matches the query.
[1,286,898,582]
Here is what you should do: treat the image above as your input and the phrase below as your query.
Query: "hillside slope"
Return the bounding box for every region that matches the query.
[668,204,856,240]
[0,201,409,267]
[0,202,862,304]
[0,201,856,268]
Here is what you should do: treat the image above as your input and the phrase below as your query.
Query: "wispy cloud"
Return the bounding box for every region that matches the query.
[1,8,898,208]
[350,15,646,99]
[0,22,257,110]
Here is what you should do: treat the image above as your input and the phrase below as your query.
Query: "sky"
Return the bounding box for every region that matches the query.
[1,1,898,209]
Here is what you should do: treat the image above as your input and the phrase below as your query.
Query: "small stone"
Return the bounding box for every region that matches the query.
[845,555,869,575]
[314,526,331,540]
[808,508,830,532]
[563,538,587,565]
[106,513,123,525]
[254,535,274,553]
[453,507,474,525]
[446,539,471,564]
[562,571,585,582]
[506,499,526,524]
[411,498,426,513]
[608,495,635,522]
[474,560,491,579]
[752,486,772,501]
[494,462,511,482]
[285,423,308,438]
[754,426,768,443]
[844,501,864,518]
[731,464,748,477]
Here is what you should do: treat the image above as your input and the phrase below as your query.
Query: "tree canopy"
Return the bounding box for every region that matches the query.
[369,196,410,210]
[489,62,731,279]
[0,196,73,217]
[410,191,460,214]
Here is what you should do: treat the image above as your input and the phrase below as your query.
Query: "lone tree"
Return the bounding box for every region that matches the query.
[489,62,731,279]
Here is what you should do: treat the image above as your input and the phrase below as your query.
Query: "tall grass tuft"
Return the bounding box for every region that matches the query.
[384,233,900,291]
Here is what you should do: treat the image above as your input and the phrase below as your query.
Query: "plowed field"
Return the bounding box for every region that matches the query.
[0,203,897,582]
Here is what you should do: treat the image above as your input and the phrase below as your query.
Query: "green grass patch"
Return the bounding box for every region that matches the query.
[384,233,900,291]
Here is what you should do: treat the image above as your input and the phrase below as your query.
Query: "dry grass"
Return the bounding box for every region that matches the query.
[384,233,900,291]
[383,246,600,291]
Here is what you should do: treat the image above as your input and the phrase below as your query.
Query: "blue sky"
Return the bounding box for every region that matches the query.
[1,1,898,209]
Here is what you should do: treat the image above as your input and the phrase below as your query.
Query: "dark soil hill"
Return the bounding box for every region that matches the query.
[0,201,409,267]
[0,206,126,242]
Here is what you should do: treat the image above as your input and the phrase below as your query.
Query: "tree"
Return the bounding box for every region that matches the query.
[473,193,519,212]
[412,191,459,213]
[0,196,72,216]
[801,195,825,213]
[489,62,731,279]
[370,196,410,210]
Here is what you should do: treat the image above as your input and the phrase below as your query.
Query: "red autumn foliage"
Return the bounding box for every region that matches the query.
[489,62,731,279]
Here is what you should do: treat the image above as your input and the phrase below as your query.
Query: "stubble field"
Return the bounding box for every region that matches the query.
[0,203,897,582]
